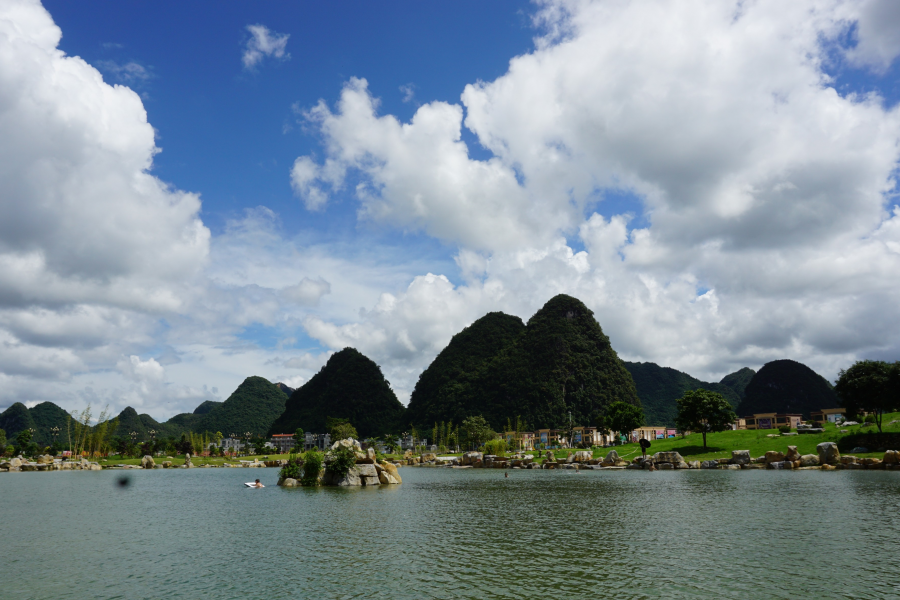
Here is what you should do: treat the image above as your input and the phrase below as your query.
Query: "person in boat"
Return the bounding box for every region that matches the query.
[253,479,264,488]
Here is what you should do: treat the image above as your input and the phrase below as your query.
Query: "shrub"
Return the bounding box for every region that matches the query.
[864,414,876,423]
[301,449,323,486]
[325,444,357,479]
[483,439,508,456]
[778,425,792,433]
[279,453,303,481]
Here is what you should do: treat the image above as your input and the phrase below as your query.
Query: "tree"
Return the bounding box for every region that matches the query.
[292,427,305,451]
[0,428,6,450]
[834,360,899,433]
[675,389,737,450]
[605,401,645,443]
[15,428,34,456]
[460,415,494,450]
[327,418,358,441]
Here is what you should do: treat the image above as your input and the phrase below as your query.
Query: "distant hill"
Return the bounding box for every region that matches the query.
[0,403,36,443]
[405,312,526,430]
[406,295,640,432]
[720,367,756,400]
[193,400,222,415]
[113,376,289,440]
[623,362,741,427]
[188,376,288,436]
[736,359,839,418]
[268,348,405,438]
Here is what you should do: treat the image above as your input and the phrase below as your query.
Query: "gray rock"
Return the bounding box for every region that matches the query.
[785,446,800,462]
[141,455,155,469]
[653,451,684,464]
[356,463,377,478]
[767,461,786,470]
[817,442,841,465]
[701,460,719,469]
[730,450,751,465]
[361,475,380,486]
[602,450,620,465]
[799,454,819,467]
[850,447,868,454]
[280,478,299,487]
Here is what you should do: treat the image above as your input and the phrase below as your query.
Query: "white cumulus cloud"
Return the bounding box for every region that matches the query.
[242,24,290,70]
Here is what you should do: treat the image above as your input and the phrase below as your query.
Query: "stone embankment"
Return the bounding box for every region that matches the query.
[0,456,103,471]
[623,443,900,471]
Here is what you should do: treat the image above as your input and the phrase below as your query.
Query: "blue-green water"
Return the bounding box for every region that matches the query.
[1,467,898,599]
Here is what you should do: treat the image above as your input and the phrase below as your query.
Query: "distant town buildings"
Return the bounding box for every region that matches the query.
[810,408,846,423]
[740,413,802,430]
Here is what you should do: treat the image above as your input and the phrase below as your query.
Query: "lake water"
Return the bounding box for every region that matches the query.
[1,467,898,599]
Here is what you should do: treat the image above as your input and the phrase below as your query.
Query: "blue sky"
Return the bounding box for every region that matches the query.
[2,0,900,419]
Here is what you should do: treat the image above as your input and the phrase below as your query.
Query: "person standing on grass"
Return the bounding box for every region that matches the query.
[639,437,651,459]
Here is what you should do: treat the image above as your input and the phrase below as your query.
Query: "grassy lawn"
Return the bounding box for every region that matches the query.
[591,412,900,463]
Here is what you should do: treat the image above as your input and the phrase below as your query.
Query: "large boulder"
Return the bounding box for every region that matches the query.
[356,463,378,478]
[602,450,620,465]
[332,438,362,452]
[572,450,593,463]
[356,447,377,465]
[785,446,800,462]
[544,451,556,463]
[36,455,53,465]
[421,453,437,462]
[701,460,719,469]
[461,452,483,466]
[765,451,785,464]
[141,455,155,469]
[883,450,899,465]
[377,461,402,484]
[730,450,751,465]
[279,478,299,487]
[817,442,840,465]
[327,466,361,486]
[799,454,819,467]
[653,451,684,464]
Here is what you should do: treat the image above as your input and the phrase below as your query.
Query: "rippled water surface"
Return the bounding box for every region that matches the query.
[2,467,899,599]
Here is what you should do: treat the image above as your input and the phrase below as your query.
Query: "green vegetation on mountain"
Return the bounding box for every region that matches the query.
[736,359,839,418]
[268,348,405,438]
[623,362,741,427]
[193,400,221,415]
[191,376,288,436]
[112,407,178,439]
[27,402,72,443]
[0,403,36,443]
[719,367,756,399]
[407,295,641,432]
[405,312,526,429]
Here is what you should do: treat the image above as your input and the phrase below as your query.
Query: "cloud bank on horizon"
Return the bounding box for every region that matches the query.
[1,0,900,421]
